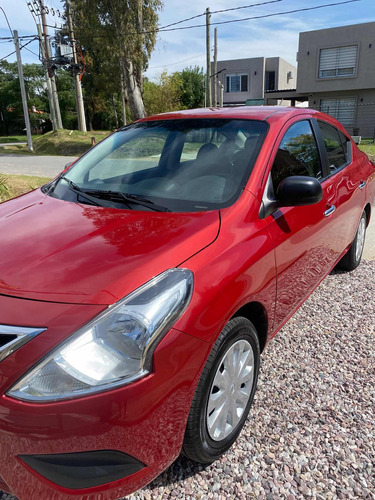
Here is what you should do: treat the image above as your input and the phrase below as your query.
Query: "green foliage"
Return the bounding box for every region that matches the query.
[72,0,163,121]
[359,143,375,162]
[142,66,204,115]
[0,61,79,134]
[0,173,10,201]
[0,61,49,135]
[143,71,183,115]
[176,66,204,109]
[0,174,52,203]
[33,129,110,156]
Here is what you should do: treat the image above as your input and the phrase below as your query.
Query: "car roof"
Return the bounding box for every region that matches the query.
[137,106,351,137]
[138,106,320,124]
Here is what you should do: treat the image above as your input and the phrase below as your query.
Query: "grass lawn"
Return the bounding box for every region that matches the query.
[0,129,111,156]
[0,135,39,144]
[0,174,52,203]
[358,144,375,161]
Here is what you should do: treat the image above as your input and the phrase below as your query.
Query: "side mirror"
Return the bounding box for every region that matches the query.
[276,176,323,207]
[64,162,73,169]
[260,175,323,219]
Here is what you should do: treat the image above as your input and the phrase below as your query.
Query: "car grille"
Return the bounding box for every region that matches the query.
[0,325,46,362]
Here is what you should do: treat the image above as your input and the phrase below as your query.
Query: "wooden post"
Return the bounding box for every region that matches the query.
[213,28,217,107]
[14,31,33,151]
[206,8,211,107]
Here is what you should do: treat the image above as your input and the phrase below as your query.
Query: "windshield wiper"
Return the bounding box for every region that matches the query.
[59,176,104,207]
[82,189,172,212]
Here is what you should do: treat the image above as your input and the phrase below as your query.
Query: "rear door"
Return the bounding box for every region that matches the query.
[314,119,366,252]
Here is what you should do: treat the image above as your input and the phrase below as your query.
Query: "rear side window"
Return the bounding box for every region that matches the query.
[318,121,348,171]
[338,130,352,163]
[271,120,322,191]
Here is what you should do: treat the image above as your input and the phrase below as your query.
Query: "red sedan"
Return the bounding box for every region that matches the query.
[0,107,374,499]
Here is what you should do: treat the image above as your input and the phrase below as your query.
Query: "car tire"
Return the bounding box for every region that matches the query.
[182,317,260,464]
[338,211,367,271]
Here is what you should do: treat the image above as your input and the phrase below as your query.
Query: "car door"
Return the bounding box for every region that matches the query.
[263,118,343,331]
[315,119,366,253]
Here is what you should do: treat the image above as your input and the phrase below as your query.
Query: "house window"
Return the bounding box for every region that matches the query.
[265,71,275,91]
[226,74,248,93]
[320,98,356,128]
[318,45,357,79]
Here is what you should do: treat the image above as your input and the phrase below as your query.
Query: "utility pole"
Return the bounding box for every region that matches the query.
[213,28,218,107]
[14,31,33,151]
[205,7,211,108]
[39,0,63,129]
[66,0,87,132]
[37,23,57,130]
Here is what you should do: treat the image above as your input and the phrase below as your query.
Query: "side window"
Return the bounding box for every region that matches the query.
[271,120,322,191]
[339,130,352,163]
[318,121,348,171]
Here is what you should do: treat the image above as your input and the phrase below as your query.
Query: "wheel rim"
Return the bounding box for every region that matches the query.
[206,339,254,441]
[355,216,366,262]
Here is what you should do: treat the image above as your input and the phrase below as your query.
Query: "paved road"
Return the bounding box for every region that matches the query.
[0,154,77,178]
[0,154,374,259]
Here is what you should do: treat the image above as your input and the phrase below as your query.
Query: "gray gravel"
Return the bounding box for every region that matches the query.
[1,261,374,500]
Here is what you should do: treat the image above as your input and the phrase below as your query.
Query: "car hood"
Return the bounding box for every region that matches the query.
[0,190,220,305]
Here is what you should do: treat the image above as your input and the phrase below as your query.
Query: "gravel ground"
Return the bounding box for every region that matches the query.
[1,261,374,500]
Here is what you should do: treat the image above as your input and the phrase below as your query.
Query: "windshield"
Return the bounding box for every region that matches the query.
[48,118,268,212]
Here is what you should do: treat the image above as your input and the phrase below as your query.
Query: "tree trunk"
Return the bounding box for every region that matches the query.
[122,57,146,120]
[136,0,143,93]
[120,65,127,126]
[112,94,119,129]
[87,110,93,131]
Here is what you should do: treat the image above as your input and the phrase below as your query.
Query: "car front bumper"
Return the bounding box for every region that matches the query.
[0,295,210,499]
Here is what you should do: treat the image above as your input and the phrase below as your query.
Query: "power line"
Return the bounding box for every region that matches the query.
[0,6,13,35]
[82,0,360,38]
[157,12,205,30]
[23,46,40,58]
[0,35,37,41]
[156,0,361,32]
[148,51,206,69]
[157,0,286,31]
[0,50,16,62]
[211,0,284,15]
[0,37,39,62]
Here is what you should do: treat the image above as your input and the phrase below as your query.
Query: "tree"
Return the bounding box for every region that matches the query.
[0,61,49,134]
[72,0,163,121]
[175,66,204,109]
[143,71,183,115]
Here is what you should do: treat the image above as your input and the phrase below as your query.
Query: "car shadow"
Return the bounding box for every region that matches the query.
[145,455,211,490]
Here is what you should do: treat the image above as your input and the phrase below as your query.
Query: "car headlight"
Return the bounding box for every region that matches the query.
[8,269,193,402]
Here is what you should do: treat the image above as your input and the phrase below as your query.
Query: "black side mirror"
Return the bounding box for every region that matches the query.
[276,176,323,206]
[260,175,323,219]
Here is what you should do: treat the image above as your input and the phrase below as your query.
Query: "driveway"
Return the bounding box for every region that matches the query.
[1,261,374,499]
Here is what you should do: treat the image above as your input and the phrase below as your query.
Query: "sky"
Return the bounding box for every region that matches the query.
[1,0,374,81]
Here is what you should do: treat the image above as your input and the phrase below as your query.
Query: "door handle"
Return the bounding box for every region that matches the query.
[359,181,366,190]
[324,205,336,217]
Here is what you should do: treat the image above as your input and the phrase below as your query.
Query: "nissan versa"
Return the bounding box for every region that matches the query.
[0,107,374,499]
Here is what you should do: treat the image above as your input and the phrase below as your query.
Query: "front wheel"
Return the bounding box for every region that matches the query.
[182,317,260,464]
[338,211,367,271]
